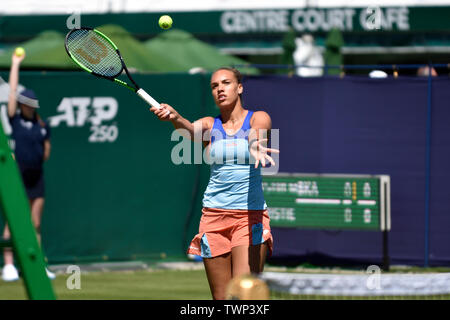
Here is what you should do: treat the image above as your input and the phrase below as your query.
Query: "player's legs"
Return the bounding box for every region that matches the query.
[2,225,13,265]
[2,198,43,267]
[231,241,269,277]
[2,196,46,281]
[2,224,19,281]
[29,197,55,279]
[30,197,44,244]
[203,253,232,300]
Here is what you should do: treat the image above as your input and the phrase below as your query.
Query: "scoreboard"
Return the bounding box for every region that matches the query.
[262,173,391,231]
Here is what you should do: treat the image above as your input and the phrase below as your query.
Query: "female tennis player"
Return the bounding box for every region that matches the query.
[150,67,279,300]
[1,51,55,281]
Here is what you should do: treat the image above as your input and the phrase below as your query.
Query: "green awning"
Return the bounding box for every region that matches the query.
[0,31,73,69]
[0,25,196,72]
[144,29,259,75]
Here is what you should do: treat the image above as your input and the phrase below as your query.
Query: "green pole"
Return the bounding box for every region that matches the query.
[0,121,55,300]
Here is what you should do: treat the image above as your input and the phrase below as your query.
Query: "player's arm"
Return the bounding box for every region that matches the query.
[43,140,51,161]
[249,111,272,146]
[7,53,25,118]
[249,111,279,168]
[150,103,213,142]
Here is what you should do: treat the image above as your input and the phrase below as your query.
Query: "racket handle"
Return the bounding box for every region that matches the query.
[137,88,161,109]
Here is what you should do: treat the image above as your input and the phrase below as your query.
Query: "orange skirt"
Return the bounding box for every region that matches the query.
[187,207,273,258]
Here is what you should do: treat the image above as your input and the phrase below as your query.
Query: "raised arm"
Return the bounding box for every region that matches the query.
[7,52,26,118]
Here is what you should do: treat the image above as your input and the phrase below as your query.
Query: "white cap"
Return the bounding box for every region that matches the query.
[17,88,40,108]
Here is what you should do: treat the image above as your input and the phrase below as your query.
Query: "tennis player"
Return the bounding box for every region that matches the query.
[150,67,279,300]
[1,51,55,281]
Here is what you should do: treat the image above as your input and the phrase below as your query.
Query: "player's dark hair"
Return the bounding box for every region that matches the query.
[214,67,243,84]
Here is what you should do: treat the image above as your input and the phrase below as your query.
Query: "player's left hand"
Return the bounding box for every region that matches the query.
[249,138,279,168]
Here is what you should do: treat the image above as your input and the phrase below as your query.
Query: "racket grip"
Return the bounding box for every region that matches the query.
[137,88,161,109]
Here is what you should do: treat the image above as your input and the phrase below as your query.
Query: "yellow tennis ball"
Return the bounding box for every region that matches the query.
[159,15,173,30]
[14,47,25,57]
[225,274,270,300]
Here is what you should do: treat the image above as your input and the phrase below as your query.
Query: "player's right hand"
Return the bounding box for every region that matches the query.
[150,103,178,122]
[11,52,25,65]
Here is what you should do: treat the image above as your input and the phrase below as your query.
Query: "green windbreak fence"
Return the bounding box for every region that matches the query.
[0,71,217,263]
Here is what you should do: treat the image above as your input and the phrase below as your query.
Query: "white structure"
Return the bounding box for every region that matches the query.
[292,34,324,77]
[369,70,388,78]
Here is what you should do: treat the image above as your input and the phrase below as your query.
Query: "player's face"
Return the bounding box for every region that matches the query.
[19,103,36,119]
[210,70,243,108]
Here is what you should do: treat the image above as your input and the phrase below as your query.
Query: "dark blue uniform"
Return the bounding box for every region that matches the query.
[9,111,51,199]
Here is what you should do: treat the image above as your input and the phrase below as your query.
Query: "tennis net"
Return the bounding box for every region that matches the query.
[260,270,450,300]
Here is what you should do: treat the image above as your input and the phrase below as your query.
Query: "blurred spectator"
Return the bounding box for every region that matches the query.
[417,66,438,77]
[293,34,324,77]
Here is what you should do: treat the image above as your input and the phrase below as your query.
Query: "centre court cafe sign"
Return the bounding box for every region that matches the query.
[220,7,410,33]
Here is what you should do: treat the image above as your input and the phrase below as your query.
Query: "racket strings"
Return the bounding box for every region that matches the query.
[67,29,123,77]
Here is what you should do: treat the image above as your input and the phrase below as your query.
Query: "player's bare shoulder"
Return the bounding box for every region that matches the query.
[196,116,215,131]
[250,110,272,129]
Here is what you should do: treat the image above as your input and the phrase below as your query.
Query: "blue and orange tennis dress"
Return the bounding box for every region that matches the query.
[187,110,273,258]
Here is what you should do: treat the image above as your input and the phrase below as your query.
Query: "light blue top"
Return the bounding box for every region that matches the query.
[202,110,267,210]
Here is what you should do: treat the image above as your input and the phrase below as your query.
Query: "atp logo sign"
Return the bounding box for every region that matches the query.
[49,97,118,143]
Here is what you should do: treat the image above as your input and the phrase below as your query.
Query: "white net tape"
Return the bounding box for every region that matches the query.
[261,271,450,296]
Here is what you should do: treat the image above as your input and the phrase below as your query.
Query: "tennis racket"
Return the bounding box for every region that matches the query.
[64,27,162,110]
